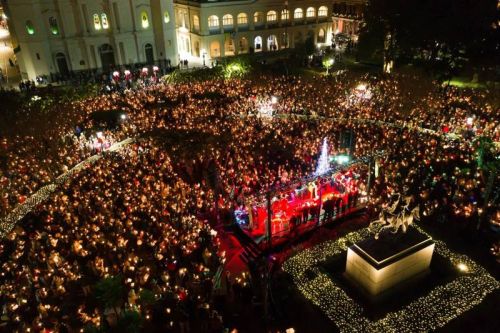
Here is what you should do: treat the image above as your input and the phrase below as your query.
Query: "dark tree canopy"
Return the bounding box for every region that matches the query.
[358,0,500,69]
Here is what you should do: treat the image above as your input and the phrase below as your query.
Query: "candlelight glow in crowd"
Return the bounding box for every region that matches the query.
[0,72,499,331]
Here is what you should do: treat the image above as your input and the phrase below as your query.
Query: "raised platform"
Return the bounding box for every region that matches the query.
[345,227,434,295]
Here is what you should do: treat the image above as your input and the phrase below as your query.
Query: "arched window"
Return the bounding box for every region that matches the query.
[93,14,101,30]
[180,10,188,28]
[210,40,220,58]
[49,17,59,35]
[318,29,325,43]
[193,15,200,31]
[141,12,149,29]
[194,41,200,57]
[237,13,248,25]
[208,15,219,28]
[294,8,303,19]
[254,36,262,52]
[318,6,328,17]
[224,38,235,56]
[281,9,289,21]
[222,14,233,26]
[267,35,278,51]
[99,44,115,69]
[306,7,315,18]
[254,12,264,24]
[164,11,170,24]
[25,20,35,35]
[55,52,69,75]
[101,13,109,29]
[145,43,154,64]
[266,10,277,22]
[239,37,249,53]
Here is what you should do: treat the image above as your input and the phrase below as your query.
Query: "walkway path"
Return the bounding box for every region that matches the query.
[0,138,135,238]
[1,110,497,238]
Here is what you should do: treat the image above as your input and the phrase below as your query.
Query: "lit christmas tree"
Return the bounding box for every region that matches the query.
[315,137,331,176]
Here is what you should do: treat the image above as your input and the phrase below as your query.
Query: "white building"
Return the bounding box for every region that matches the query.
[1,0,363,80]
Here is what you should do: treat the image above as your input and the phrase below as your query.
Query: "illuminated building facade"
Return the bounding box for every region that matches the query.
[1,0,364,80]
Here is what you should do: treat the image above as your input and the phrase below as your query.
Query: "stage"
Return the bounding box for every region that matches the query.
[234,168,366,249]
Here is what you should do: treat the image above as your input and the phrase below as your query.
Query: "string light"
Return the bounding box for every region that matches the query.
[283,226,500,332]
[0,138,135,238]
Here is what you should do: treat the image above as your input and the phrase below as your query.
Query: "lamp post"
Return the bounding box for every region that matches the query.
[202,51,206,67]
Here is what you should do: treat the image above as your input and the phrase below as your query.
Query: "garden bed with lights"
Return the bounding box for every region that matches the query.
[282,225,500,332]
[319,247,459,320]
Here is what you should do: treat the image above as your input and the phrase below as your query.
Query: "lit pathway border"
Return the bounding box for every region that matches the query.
[1,112,497,238]
[271,113,493,144]
[283,225,500,333]
[0,138,135,239]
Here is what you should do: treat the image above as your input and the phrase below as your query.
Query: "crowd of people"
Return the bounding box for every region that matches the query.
[0,72,498,331]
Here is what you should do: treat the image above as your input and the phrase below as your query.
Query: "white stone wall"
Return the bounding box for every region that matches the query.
[174,0,356,61]
[345,242,435,295]
[4,0,180,79]
[4,0,363,79]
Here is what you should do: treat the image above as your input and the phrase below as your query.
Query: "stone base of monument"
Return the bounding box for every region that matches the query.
[345,227,434,296]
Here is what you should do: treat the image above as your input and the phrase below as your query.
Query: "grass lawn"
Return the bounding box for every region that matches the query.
[445,77,486,89]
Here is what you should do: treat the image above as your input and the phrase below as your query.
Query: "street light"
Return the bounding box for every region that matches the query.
[457,263,468,272]
[124,69,131,81]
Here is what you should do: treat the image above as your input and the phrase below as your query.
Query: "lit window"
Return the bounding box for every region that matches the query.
[222,14,233,26]
[181,11,187,28]
[254,36,262,51]
[193,15,200,31]
[26,20,35,35]
[49,17,59,35]
[254,12,264,24]
[141,12,149,29]
[101,13,109,29]
[281,9,289,21]
[164,11,170,24]
[294,8,303,19]
[267,11,277,22]
[306,7,315,18]
[93,14,101,30]
[318,6,328,17]
[237,13,248,25]
[318,29,325,43]
[208,15,219,28]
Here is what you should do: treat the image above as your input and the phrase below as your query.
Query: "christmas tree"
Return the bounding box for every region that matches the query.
[315,138,330,176]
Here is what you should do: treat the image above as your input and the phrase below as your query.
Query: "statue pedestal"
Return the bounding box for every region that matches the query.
[345,227,434,296]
